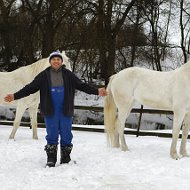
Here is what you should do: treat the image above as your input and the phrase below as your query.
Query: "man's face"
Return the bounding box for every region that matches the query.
[50,57,63,70]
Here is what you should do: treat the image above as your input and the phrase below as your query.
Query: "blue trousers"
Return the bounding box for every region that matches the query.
[44,86,73,146]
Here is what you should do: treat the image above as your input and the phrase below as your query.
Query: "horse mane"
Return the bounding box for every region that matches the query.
[26,51,72,75]
[26,57,49,77]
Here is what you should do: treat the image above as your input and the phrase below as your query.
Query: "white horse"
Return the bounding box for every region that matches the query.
[0,51,71,140]
[104,60,190,159]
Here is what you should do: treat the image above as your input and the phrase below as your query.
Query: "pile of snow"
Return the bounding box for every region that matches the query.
[0,106,14,120]
[0,125,190,190]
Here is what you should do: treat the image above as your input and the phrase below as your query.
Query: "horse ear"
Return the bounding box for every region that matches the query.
[61,51,66,56]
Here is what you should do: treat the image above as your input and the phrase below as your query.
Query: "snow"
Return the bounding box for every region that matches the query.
[0,106,15,120]
[1,125,190,190]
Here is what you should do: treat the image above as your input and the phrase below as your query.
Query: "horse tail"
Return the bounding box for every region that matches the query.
[104,75,117,147]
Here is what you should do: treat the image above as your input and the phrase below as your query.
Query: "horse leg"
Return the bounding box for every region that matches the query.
[180,112,190,157]
[116,112,129,151]
[28,105,38,140]
[116,101,133,151]
[9,103,26,139]
[112,122,120,148]
[170,110,185,159]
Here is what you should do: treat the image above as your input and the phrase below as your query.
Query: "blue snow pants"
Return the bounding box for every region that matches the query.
[44,86,73,146]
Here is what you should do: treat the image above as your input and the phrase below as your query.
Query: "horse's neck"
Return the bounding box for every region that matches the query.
[29,58,49,77]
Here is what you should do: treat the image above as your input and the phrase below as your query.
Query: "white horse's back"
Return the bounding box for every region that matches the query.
[111,67,176,110]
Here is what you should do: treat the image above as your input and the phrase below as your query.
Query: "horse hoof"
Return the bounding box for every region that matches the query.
[113,144,120,148]
[9,136,14,140]
[170,153,181,160]
[9,137,15,141]
[180,153,190,157]
[121,146,129,151]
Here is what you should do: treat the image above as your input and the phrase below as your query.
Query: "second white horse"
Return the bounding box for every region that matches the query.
[104,61,190,159]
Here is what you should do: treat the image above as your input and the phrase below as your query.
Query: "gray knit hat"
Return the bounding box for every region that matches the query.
[49,51,63,62]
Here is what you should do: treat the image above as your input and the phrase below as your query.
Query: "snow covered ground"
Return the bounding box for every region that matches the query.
[1,125,190,190]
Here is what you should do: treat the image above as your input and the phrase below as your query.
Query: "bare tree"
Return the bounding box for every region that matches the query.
[95,0,137,84]
[140,0,165,71]
[24,0,81,57]
[161,0,173,61]
[0,0,16,70]
[179,0,190,63]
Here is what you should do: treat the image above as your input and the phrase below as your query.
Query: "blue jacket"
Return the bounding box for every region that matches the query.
[14,66,99,116]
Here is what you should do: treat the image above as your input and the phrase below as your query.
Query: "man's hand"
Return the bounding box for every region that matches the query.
[4,94,14,102]
[98,88,107,96]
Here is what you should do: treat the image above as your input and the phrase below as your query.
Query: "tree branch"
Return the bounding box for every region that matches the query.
[112,0,137,37]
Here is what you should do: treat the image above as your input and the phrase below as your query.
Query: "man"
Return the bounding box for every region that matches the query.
[5,51,107,167]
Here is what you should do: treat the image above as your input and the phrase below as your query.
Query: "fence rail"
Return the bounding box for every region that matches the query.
[0,105,180,138]
[74,105,175,137]
[74,105,173,114]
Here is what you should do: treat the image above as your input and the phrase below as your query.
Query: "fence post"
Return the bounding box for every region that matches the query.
[136,105,144,137]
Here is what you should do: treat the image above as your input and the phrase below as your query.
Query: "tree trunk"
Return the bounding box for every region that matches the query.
[97,0,136,85]
[2,23,12,70]
[0,0,12,70]
[180,0,187,63]
[130,2,140,67]
[42,28,55,57]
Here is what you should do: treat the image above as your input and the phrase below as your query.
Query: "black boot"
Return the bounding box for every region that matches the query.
[44,144,57,167]
[60,144,73,164]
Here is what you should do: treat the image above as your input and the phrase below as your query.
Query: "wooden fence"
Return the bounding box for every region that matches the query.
[0,105,181,138]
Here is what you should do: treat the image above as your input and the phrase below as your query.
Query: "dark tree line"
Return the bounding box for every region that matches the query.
[0,0,189,84]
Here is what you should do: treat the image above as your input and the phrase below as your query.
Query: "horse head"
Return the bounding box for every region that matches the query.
[61,51,72,71]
